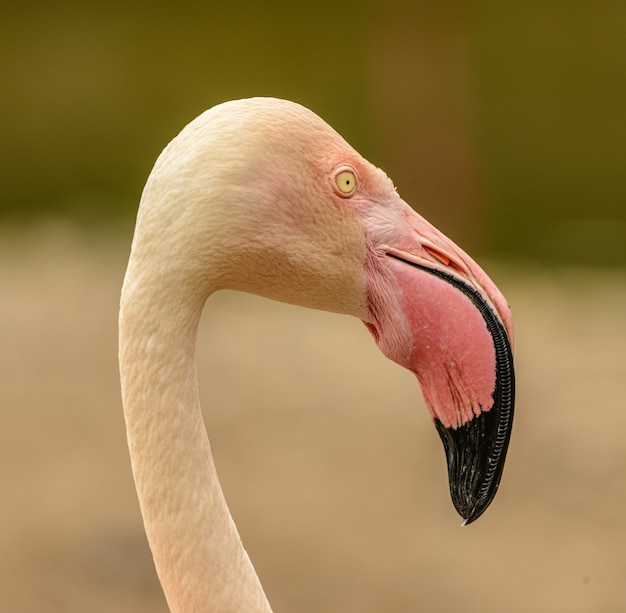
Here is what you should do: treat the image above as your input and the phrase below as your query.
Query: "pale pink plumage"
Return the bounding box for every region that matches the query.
[119,97,514,612]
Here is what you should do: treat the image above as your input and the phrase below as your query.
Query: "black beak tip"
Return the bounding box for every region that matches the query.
[435,404,512,525]
[459,486,499,526]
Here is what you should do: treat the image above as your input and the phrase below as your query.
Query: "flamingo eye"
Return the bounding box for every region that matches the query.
[334,168,357,196]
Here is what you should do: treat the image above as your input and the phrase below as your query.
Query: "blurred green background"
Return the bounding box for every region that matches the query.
[2,4,626,611]
[2,1,625,265]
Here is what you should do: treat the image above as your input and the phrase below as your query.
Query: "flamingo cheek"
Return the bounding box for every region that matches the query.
[370,258,497,429]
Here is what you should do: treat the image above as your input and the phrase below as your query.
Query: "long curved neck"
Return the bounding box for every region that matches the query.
[119,262,272,613]
[118,99,368,610]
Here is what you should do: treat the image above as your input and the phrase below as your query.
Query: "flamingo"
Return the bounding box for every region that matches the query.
[119,97,515,612]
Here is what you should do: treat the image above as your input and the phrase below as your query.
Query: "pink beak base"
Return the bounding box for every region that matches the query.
[366,254,515,523]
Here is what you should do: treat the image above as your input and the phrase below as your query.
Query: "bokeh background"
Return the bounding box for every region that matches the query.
[2,2,625,611]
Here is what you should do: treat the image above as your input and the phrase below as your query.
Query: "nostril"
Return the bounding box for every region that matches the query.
[385,245,468,277]
[423,245,450,266]
[423,245,468,276]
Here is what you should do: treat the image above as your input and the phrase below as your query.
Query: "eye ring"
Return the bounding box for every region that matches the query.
[333,166,358,197]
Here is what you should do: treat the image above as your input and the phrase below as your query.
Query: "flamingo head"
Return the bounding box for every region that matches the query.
[333,149,515,525]
[137,97,515,524]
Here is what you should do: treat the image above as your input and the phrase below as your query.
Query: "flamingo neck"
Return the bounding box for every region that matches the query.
[119,269,272,613]
[117,97,369,611]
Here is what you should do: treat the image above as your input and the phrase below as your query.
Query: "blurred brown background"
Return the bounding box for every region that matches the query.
[1,1,625,611]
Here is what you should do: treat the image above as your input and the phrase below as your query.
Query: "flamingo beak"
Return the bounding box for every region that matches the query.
[364,207,515,524]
